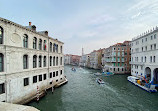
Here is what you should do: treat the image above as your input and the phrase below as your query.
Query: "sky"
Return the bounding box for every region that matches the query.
[1,0,158,55]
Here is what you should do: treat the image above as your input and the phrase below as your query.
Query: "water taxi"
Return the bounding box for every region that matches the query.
[127,76,157,93]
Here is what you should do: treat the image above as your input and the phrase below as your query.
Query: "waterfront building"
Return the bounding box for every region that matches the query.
[130,27,158,85]
[102,41,131,74]
[89,49,102,69]
[0,17,65,103]
[79,54,90,67]
[64,54,71,65]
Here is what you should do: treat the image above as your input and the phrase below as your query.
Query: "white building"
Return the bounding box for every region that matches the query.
[131,27,158,87]
[79,54,89,67]
[64,54,71,65]
[0,18,65,104]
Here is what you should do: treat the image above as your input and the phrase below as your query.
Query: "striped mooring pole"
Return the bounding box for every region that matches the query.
[36,86,40,101]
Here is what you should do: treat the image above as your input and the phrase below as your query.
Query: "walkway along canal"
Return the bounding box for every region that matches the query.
[28,65,158,111]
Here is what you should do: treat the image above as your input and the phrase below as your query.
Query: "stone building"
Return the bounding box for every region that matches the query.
[79,54,90,67]
[131,27,158,85]
[64,54,71,65]
[102,41,131,74]
[89,49,103,69]
[0,17,65,104]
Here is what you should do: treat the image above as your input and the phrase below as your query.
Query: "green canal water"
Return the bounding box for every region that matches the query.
[28,65,158,111]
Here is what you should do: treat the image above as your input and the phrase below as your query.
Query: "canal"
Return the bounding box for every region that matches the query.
[28,65,158,111]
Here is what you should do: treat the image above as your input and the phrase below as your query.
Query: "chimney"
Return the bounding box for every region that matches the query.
[29,22,32,26]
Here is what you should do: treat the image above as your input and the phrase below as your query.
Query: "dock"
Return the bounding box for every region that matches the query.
[55,78,68,88]
[0,102,39,111]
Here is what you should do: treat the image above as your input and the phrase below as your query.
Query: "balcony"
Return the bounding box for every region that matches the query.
[130,62,144,65]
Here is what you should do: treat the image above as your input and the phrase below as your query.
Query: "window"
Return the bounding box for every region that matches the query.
[43,40,46,51]
[0,27,3,44]
[24,78,29,86]
[56,71,58,76]
[154,44,156,50]
[33,55,37,68]
[56,79,58,82]
[50,42,52,52]
[56,44,58,53]
[154,34,156,39]
[0,53,4,72]
[23,34,28,48]
[150,56,152,62]
[53,56,55,66]
[151,45,153,50]
[60,57,62,65]
[145,46,147,51]
[145,56,146,62]
[50,72,52,78]
[146,38,147,41]
[60,46,62,53]
[39,39,42,50]
[141,57,143,62]
[60,70,62,75]
[33,37,37,49]
[0,83,5,94]
[142,39,143,43]
[39,56,42,67]
[154,56,156,63]
[56,57,58,66]
[53,72,55,77]
[142,47,143,51]
[53,44,56,52]
[122,68,124,71]
[50,56,52,66]
[39,75,42,81]
[23,55,28,69]
[118,68,119,71]
[114,68,115,71]
[33,76,37,83]
[151,36,153,40]
[43,74,47,80]
[43,56,46,67]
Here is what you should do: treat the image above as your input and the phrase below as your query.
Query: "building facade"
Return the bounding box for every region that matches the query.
[0,18,65,103]
[131,27,158,85]
[79,54,90,67]
[102,41,131,74]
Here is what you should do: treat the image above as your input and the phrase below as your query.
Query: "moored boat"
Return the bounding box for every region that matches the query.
[94,72,102,76]
[127,76,157,93]
[102,72,114,76]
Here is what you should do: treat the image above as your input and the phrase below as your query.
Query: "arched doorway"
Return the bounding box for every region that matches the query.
[153,68,158,84]
[145,67,151,82]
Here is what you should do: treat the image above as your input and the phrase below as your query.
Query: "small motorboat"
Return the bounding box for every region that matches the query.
[94,72,102,76]
[71,67,76,72]
[96,78,105,84]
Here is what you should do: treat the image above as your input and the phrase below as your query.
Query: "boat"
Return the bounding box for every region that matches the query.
[94,72,102,76]
[102,72,114,76]
[96,78,105,84]
[71,67,76,72]
[127,76,157,93]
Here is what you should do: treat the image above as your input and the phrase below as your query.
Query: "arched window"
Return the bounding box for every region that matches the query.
[43,56,46,67]
[33,37,37,49]
[23,34,28,48]
[145,56,146,62]
[50,42,52,52]
[39,55,42,67]
[154,56,156,63]
[23,55,28,69]
[56,44,58,53]
[53,44,56,52]
[43,40,46,51]
[39,39,42,50]
[56,57,58,66]
[33,55,37,68]
[50,56,52,66]
[60,46,62,53]
[0,53,4,72]
[60,57,62,65]
[53,56,55,66]
[0,27,3,44]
